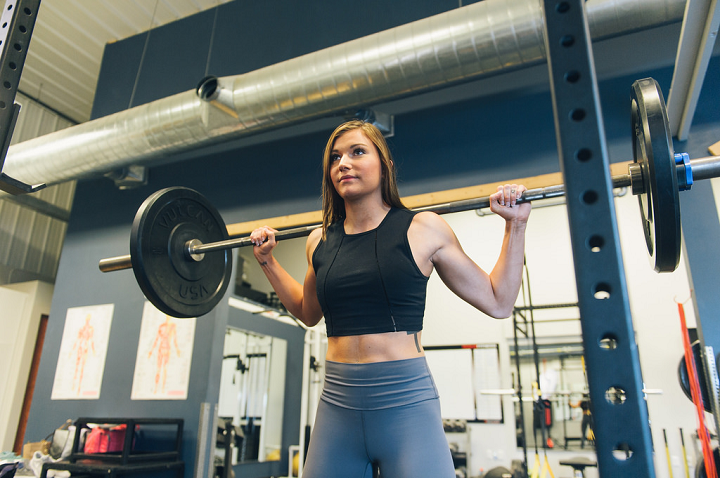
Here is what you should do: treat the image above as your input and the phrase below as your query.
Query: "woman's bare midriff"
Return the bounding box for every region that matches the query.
[326,331,424,363]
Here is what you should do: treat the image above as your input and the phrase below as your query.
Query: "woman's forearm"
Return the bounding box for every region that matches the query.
[488,219,528,315]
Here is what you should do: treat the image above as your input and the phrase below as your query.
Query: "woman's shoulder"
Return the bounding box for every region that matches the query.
[306,227,323,260]
[411,210,449,229]
[308,226,323,241]
[409,211,457,247]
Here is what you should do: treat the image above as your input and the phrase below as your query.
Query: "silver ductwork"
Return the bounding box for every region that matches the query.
[2,0,686,189]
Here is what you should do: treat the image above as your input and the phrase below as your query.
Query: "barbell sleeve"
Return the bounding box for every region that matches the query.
[99,255,133,272]
[685,155,720,181]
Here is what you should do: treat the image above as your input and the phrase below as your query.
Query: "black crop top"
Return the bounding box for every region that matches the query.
[312,208,429,337]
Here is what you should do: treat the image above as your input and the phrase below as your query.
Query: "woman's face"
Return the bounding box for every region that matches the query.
[329,129,383,202]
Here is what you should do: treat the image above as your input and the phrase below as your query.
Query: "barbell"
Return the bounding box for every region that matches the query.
[98,78,720,318]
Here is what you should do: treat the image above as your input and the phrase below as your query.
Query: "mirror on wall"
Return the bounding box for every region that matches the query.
[216,327,288,466]
[513,344,593,452]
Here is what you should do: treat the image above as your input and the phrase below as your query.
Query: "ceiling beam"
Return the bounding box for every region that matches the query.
[667,0,720,141]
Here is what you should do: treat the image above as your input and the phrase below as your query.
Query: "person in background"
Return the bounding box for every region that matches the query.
[572,394,594,448]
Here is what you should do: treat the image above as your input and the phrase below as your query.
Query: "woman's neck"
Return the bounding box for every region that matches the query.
[343,197,390,235]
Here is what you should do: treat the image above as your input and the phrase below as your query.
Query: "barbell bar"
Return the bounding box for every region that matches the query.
[97,156,712,273]
[98,153,719,271]
[97,78,720,318]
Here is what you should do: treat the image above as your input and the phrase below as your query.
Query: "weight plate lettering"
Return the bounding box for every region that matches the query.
[130,187,232,318]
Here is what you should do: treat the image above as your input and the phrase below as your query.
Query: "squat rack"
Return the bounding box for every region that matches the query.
[542,1,654,475]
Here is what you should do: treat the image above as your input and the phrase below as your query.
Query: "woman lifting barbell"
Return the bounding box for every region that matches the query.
[249,120,531,478]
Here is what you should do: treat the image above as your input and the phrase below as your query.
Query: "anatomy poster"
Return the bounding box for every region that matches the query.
[131,302,196,400]
[51,304,114,400]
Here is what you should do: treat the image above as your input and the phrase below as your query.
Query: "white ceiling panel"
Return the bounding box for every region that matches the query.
[20,0,233,124]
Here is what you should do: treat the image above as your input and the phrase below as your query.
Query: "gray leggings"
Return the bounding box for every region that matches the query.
[302,357,456,478]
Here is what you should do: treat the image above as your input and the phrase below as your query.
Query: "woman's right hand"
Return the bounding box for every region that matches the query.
[250,226,278,262]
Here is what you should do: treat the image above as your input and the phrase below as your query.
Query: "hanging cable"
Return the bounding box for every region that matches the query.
[128,0,160,109]
[204,6,219,78]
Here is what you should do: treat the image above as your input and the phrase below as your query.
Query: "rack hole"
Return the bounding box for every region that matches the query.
[606,386,627,405]
[3,81,11,89]
[582,190,598,204]
[561,35,575,47]
[599,334,618,350]
[13,43,21,51]
[587,235,604,252]
[2,22,6,28]
[576,148,592,162]
[9,61,16,69]
[612,443,634,461]
[7,4,12,10]
[565,70,580,83]
[556,2,570,13]
[570,108,586,121]
[593,282,611,300]
[23,7,31,15]
[0,101,6,109]
[19,25,26,33]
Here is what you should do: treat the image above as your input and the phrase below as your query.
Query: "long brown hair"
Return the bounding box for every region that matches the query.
[321,120,405,238]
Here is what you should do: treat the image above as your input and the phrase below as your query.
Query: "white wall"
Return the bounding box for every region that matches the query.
[0,280,54,452]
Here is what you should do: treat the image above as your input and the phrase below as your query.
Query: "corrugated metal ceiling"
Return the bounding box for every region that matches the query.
[20,0,233,124]
[0,91,73,285]
[1,0,233,285]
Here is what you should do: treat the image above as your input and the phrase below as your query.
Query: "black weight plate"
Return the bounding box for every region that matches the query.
[678,340,712,412]
[130,187,232,318]
[631,78,681,272]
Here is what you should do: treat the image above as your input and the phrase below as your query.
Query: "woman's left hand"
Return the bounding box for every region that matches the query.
[489,184,532,223]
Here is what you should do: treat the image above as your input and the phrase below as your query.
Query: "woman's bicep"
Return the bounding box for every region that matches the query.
[301,264,324,326]
[300,229,324,326]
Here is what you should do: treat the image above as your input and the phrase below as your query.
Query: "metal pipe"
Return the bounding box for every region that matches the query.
[3,0,686,192]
